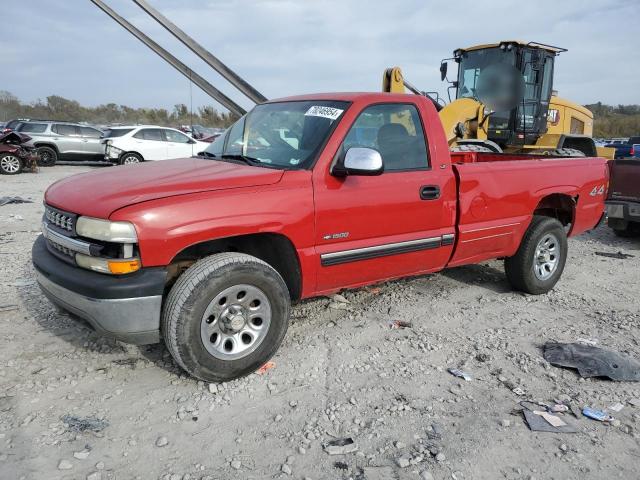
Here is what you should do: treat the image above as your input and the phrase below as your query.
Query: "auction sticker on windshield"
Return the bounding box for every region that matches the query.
[305,106,344,120]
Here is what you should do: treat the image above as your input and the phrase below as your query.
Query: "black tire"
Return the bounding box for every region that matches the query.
[542,148,585,158]
[612,224,640,238]
[36,146,57,166]
[0,153,24,175]
[504,216,568,294]
[162,253,291,382]
[119,152,143,165]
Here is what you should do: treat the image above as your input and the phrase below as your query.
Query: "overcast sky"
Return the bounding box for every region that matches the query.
[2,0,638,114]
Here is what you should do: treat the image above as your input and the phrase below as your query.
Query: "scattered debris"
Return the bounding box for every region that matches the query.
[628,398,640,407]
[367,287,382,295]
[577,338,598,346]
[595,251,634,259]
[543,342,640,381]
[57,459,73,470]
[155,436,169,447]
[522,409,578,433]
[323,437,358,455]
[389,320,412,329]
[256,361,275,375]
[395,454,412,468]
[533,410,567,427]
[520,401,578,433]
[0,304,18,312]
[512,387,526,396]
[0,196,33,206]
[609,402,625,412]
[447,368,472,381]
[330,293,350,303]
[61,415,109,433]
[334,461,348,470]
[550,404,569,413]
[583,407,614,423]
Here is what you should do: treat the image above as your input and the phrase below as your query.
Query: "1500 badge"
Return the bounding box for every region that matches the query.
[589,185,605,196]
[323,232,350,240]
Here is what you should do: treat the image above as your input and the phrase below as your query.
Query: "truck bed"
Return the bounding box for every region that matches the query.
[447,154,608,267]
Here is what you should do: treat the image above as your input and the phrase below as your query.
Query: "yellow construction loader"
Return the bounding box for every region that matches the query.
[383,41,614,159]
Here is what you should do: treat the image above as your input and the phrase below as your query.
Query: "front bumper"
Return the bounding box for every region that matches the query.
[32,235,166,344]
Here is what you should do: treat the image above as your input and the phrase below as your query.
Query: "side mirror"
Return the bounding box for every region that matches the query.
[332,147,384,177]
[188,139,196,144]
[440,61,448,81]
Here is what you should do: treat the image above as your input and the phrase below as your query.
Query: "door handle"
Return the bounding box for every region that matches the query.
[420,185,440,200]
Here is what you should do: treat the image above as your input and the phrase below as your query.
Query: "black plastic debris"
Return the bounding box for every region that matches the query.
[324,437,358,455]
[334,461,348,470]
[61,414,109,433]
[543,342,640,381]
[0,196,33,206]
[595,251,634,259]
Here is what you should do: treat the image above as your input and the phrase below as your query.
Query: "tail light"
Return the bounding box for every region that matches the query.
[631,146,635,156]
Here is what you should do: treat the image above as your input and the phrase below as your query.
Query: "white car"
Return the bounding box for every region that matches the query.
[103,126,209,164]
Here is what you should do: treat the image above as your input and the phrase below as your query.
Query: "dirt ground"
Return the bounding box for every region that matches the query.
[1,165,639,480]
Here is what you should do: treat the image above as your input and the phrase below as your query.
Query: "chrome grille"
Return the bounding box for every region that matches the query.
[44,206,75,232]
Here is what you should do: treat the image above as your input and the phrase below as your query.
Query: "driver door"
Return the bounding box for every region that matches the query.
[312,102,455,292]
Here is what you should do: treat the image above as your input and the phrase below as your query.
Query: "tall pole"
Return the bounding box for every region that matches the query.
[133,0,267,104]
[89,0,246,116]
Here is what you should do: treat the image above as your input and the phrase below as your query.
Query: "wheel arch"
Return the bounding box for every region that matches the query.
[33,142,59,153]
[120,151,144,161]
[533,193,576,228]
[167,232,302,300]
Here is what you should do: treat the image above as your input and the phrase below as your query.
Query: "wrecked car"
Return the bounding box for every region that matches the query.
[0,131,38,175]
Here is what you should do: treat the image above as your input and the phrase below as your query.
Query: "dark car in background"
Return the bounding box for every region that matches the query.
[605,136,640,159]
[14,121,104,166]
[0,131,38,175]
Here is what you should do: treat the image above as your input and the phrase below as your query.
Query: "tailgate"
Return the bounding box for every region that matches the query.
[609,159,640,202]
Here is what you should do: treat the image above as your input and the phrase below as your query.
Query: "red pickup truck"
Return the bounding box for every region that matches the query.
[33,92,608,382]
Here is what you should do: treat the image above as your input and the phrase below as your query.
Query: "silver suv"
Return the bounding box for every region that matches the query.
[15,121,104,166]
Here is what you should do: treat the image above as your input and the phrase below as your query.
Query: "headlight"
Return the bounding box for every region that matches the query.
[76,253,141,275]
[76,217,137,243]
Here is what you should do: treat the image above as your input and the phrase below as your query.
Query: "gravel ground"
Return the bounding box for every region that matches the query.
[1,166,639,480]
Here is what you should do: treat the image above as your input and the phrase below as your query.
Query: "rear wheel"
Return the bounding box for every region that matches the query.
[0,153,23,175]
[36,146,57,166]
[162,253,291,382]
[120,152,143,165]
[505,216,568,294]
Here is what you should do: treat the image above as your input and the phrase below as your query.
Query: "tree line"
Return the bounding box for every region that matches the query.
[585,102,640,138]
[0,91,239,128]
[1,91,637,138]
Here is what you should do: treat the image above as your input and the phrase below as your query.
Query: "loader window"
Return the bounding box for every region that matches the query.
[342,103,428,171]
[457,48,516,100]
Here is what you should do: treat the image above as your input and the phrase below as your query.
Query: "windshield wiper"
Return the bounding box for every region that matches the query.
[220,154,263,166]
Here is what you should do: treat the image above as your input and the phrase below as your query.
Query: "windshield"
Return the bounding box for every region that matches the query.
[203,100,349,169]
[103,128,134,138]
[457,48,516,100]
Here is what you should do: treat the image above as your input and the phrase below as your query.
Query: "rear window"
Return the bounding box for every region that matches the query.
[17,122,48,133]
[80,127,102,138]
[103,128,134,138]
[629,137,640,144]
[5,120,22,129]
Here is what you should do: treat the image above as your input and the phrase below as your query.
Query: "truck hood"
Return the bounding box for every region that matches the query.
[45,158,284,218]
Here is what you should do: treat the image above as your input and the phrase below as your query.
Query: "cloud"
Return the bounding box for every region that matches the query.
[1,0,638,114]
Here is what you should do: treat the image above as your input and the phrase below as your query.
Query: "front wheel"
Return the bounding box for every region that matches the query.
[162,253,291,382]
[0,153,23,175]
[505,216,568,294]
[119,152,143,165]
[36,146,57,166]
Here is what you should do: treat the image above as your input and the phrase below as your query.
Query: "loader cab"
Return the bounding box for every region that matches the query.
[452,41,564,147]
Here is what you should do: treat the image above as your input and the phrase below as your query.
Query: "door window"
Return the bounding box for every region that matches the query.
[164,129,191,143]
[342,104,429,171]
[53,124,79,136]
[133,128,165,141]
